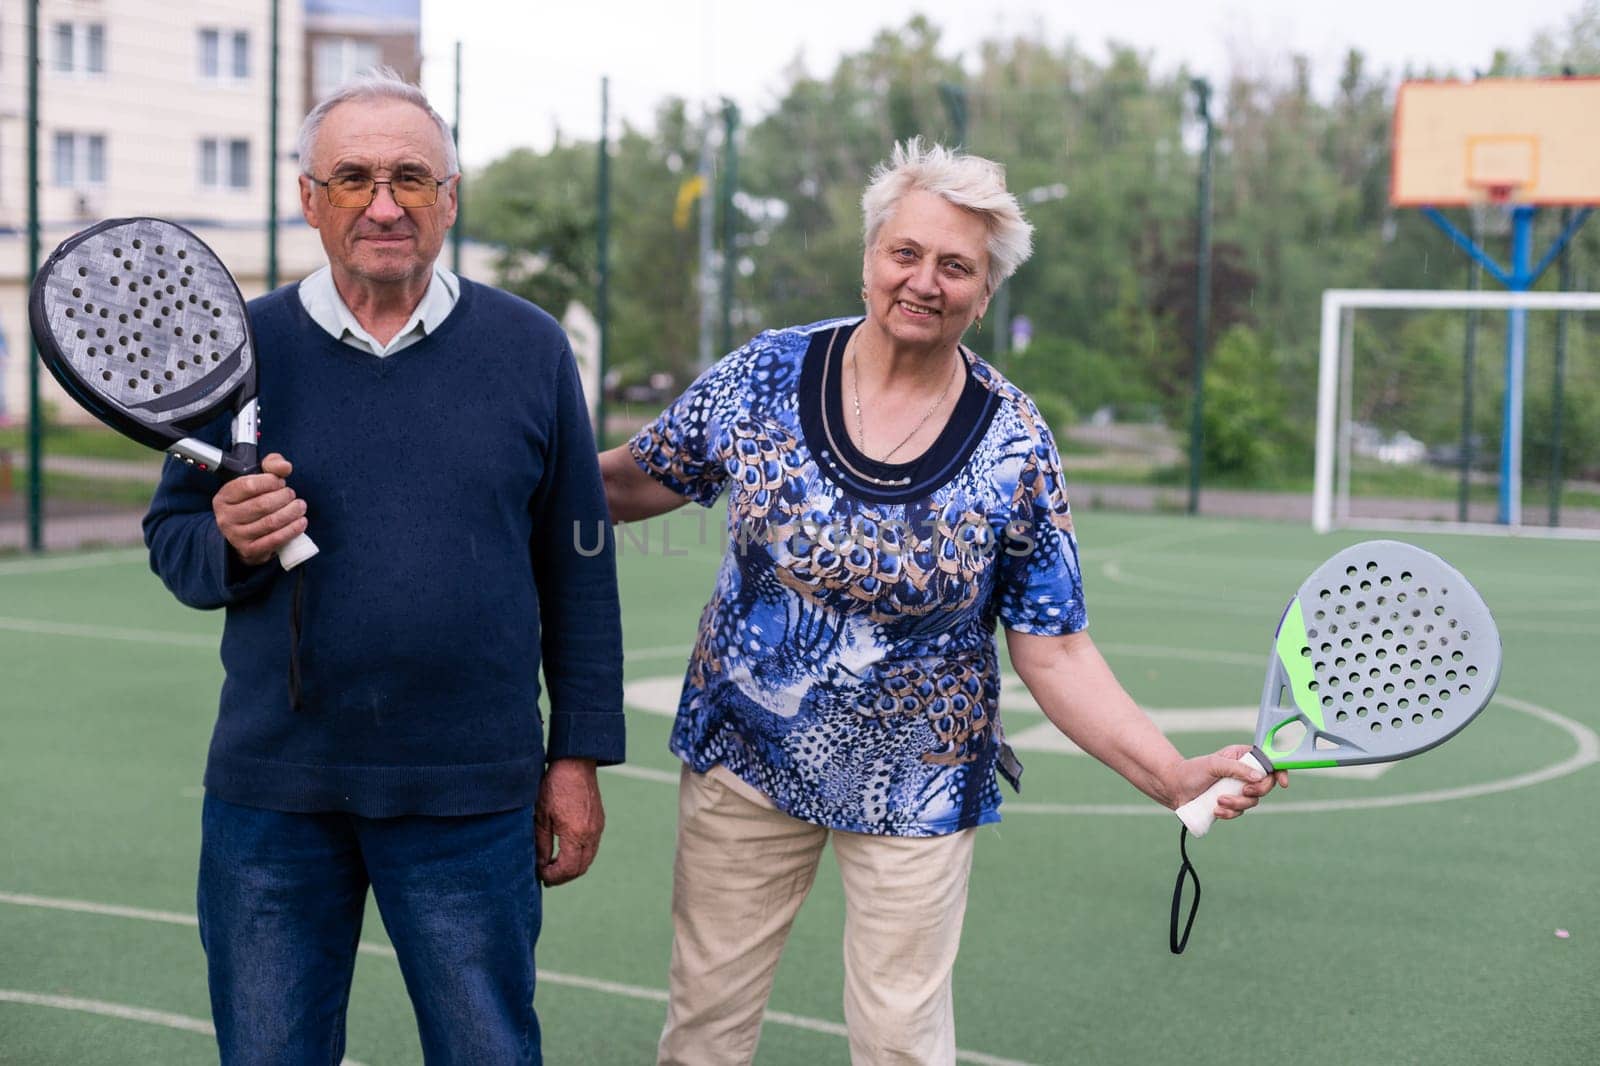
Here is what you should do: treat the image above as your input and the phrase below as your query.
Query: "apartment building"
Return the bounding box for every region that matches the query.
[306,0,421,107]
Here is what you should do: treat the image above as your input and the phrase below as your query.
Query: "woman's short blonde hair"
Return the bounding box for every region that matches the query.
[860,138,1034,293]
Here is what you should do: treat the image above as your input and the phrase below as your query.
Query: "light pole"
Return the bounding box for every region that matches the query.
[992,182,1068,363]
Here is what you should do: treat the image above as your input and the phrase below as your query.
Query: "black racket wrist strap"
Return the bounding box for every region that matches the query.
[288,568,307,712]
[1169,825,1201,954]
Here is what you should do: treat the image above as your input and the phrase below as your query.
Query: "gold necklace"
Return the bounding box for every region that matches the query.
[849,335,961,463]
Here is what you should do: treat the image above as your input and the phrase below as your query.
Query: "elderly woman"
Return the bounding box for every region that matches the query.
[600,139,1285,1065]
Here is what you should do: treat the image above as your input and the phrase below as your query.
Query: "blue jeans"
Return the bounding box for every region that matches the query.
[197,795,542,1065]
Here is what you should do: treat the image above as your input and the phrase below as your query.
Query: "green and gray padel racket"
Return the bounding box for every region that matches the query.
[1175,539,1502,837]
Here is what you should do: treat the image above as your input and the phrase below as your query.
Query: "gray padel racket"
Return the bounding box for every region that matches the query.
[29,217,316,569]
[1176,539,1501,836]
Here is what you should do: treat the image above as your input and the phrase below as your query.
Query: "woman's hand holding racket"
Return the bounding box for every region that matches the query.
[213,453,312,567]
[1168,743,1288,822]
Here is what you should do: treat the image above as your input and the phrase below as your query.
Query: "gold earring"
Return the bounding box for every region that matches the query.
[860,286,869,301]
[975,317,983,333]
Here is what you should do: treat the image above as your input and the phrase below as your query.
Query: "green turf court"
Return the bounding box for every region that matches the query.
[2,510,1596,1064]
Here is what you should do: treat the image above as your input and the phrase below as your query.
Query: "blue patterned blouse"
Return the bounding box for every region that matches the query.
[628,317,1087,836]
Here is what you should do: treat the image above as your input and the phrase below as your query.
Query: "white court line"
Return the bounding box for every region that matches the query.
[1101,558,1268,603]
[19,593,1579,652]
[0,616,216,648]
[624,644,691,662]
[1087,524,1249,561]
[0,892,1034,1066]
[1087,591,1600,637]
[603,764,680,784]
[1093,642,1262,668]
[1087,591,1278,620]
[1004,694,1599,817]
[989,713,1392,779]
[0,988,212,1034]
[1491,600,1600,615]
[627,668,1269,722]
[0,617,685,656]
[0,989,368,1066]
[1096,558,1600,631]
[618,678,1599,816]
[0,892,197,926]
[354,943,1047,1063]
[0,549,146,576]
[625,676,693,716]
[1483,618,1600,638]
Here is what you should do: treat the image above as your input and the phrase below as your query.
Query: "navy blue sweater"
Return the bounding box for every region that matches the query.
[144,279,624,817]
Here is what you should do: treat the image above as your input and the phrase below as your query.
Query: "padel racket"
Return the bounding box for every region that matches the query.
[1175,539,1501,836]
[29,217,316,569]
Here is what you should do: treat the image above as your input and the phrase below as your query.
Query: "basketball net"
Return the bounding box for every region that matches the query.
[1468,181,1517,238]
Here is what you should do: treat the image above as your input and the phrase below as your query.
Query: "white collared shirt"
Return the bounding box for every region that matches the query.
[297,264,460,357]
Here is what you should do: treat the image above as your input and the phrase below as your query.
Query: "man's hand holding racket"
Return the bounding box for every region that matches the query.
[212,453,311,567]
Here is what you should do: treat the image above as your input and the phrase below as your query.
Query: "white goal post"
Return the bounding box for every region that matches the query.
[1315,288,1600,536]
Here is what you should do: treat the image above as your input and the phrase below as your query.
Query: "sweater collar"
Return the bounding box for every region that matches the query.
[296,264,460,358]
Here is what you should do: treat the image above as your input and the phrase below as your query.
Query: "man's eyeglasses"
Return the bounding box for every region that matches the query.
[308,170,458,209]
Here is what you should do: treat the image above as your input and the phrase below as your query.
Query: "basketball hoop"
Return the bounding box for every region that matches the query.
[1388,81,1600,209]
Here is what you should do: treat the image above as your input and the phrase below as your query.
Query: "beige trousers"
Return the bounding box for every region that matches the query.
[657,766,977,1066]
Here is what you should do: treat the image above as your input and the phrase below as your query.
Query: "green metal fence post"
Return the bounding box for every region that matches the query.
[451,41,463,275]
[267,0,280,290]
[718,100,739,358]
[595,76,610,446]
[1186,78,1214,517]
[1550,206,1574,527]
[26,0,42,552]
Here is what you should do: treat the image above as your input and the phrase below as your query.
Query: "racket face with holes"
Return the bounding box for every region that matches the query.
[29,217,253,451]
[1252,540,1501,770]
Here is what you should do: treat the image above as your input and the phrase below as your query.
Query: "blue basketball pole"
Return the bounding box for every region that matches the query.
[1502,206,1534,525]
[1421,203,1591,526]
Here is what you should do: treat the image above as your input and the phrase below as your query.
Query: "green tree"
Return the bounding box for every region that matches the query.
[465,142,596,315]
[605,101,706,386]
[1524,0,1600,73]
[459,10,1590,479]
[737,17,965,332]
[1196,324,1310,479]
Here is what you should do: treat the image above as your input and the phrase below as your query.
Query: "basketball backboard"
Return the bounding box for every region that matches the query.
[1391,78,1600,206]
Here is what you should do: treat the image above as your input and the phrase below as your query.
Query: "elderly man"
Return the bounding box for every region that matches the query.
[143,69,623,1065]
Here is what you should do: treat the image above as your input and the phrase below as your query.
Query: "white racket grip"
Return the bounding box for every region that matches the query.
[276,532,319,570]
[1174,750,1267,837]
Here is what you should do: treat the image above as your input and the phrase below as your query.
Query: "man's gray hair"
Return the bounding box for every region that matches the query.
[296,66,459,176]
[861,138,1034,293]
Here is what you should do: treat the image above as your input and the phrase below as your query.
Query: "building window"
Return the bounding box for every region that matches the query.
[86,24,105,73]
[200,29,250,80]
[52,22,72,71]
[229,140,250,188]
[199,138,250,190]
[313,37,381,100]
[53,132,107,188]
[53,22,106,75]
[198,29,218,77]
